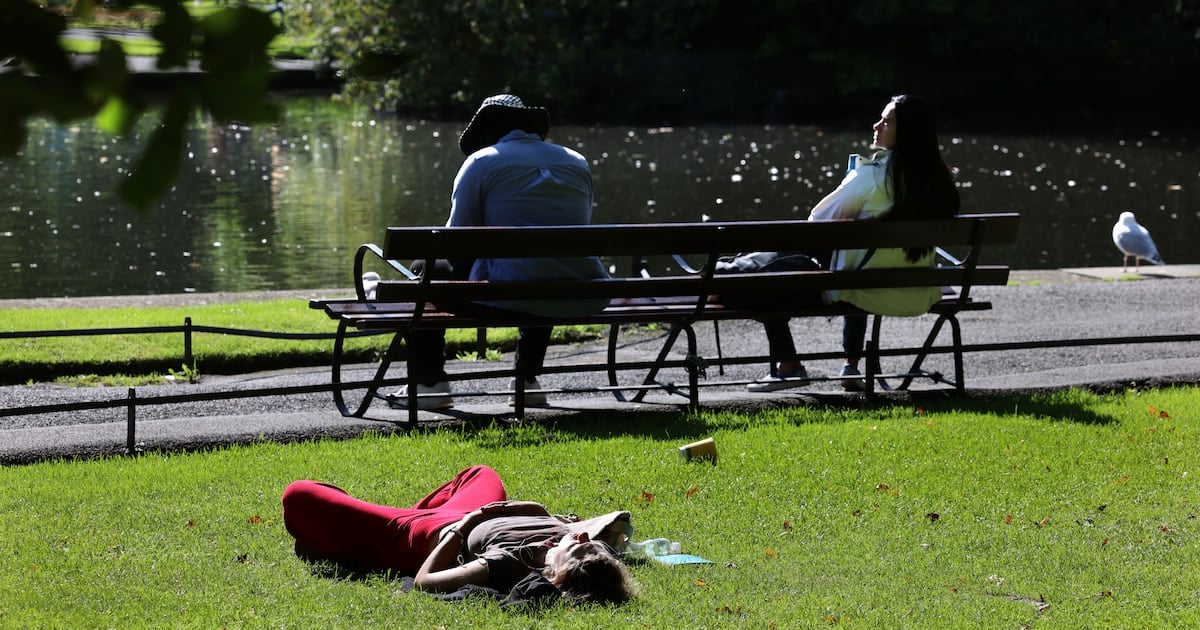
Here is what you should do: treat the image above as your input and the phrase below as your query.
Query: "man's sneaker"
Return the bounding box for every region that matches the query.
[746,366,809,392]
[387,382,454,410]
[508,378,548,407]
[839,365,865,392]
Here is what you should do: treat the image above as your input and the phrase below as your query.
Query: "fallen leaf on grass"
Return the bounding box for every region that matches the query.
[765,547,778,558]
[640,490,655,503]
[247,515,264,525]
[926,512,940,523]
[686,486,699,498]
[996,593,1049,613]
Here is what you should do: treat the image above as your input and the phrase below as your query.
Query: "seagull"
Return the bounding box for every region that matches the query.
[1112,211,1164,273]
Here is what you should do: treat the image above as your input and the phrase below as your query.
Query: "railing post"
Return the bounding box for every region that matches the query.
[126,388,137,455]
[184,317,193,367]
[476,327,487,357]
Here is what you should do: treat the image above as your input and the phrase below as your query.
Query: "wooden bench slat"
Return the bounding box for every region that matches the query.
[383,214,1020,260]
[370,266,1010,303]
[332,296,995,330]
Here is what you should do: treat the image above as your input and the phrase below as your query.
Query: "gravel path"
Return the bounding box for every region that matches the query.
[3,271,1200,464]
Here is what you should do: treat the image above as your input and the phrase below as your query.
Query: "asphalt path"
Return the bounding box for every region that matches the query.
[3,268,1200,465]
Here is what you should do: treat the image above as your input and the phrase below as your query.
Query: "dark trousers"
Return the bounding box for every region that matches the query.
[761,312,868,370]
[407,259,552,385]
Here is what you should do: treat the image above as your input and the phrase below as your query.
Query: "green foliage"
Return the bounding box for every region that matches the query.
[296,0,1200,121]
[3,0,1198,209]
[2,387,1199,625]
[0,0,281,209]
[455,347,505,362]
[168,359,201,383]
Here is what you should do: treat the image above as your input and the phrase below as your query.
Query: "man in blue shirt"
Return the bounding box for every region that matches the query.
[390,95,608,411]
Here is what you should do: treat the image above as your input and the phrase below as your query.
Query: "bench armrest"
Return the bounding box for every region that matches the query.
[354,243,417,300]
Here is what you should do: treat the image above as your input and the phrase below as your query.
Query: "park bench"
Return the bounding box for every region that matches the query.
[310,213,1020,423]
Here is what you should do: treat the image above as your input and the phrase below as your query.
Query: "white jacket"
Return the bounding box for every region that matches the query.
[808,152,942,316]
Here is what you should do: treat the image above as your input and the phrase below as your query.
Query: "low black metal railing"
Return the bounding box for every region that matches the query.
[3,329,1199,458]
[0,317,390,368]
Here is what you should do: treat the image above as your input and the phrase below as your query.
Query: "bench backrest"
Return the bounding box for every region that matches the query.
[382,213,1019,261]
[371,213,1019,305]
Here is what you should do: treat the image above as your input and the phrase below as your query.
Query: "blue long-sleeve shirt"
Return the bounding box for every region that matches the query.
[447,130,609,316]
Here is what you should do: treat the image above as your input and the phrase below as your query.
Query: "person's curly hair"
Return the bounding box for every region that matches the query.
[543,544,637,605]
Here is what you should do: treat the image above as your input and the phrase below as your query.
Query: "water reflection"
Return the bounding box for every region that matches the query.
[0,96,1195,299]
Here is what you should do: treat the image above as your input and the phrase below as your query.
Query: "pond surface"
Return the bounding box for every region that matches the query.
[1,96,1196,299]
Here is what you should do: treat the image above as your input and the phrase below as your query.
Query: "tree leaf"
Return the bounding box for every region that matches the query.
[0,0,72,76]
[118,89,193,210]
[198,7,280,123]
[95,94,144,135]
[152,1,195,70]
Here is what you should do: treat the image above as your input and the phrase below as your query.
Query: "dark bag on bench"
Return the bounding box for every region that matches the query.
[714,251,824,309]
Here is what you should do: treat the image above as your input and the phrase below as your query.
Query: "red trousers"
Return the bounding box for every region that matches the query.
[281,465,507,574]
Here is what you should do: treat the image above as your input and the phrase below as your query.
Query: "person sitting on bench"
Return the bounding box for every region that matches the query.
[744,94,961,392]
[391,94,609,410]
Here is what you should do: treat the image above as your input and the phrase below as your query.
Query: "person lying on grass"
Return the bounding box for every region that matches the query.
[282,465,637,605]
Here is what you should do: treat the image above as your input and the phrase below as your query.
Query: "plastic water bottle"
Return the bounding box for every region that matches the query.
[625,538,682,560]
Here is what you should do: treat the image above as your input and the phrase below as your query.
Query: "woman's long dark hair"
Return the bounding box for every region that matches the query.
[881,94,961,261]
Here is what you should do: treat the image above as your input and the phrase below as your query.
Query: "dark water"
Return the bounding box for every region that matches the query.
[1,96,1196,299]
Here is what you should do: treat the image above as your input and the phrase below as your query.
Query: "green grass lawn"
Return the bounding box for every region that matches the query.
[2,387,1197,627]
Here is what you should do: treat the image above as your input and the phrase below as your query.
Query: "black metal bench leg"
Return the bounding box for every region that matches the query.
[513,373,525,420]
[863,315,885,399]
[712,320,725,376]
[682,323,701,411]
[631,322,686,403]
[897,314,952,391]
[606,324,631,402]
[404,354,420,425]
[331,320,354,416]
[948,315,966,392]
[333,321,406,418]
[360,333,405,419]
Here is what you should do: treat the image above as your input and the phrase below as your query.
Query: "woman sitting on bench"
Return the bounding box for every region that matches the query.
[281,465,637,605]
[744,93,961,392]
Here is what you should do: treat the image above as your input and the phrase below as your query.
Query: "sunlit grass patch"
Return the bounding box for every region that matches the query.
[2,387,1198,626]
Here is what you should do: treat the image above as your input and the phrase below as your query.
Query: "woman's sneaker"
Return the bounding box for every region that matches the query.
[746,366,809,392]
[387,382,454,410]
[839,365,865,392]
[508,378,548,407]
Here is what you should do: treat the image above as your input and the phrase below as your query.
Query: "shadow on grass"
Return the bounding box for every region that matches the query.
[434,388,1123,450]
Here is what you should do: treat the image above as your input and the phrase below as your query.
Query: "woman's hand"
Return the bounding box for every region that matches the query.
[456,500,550,532]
